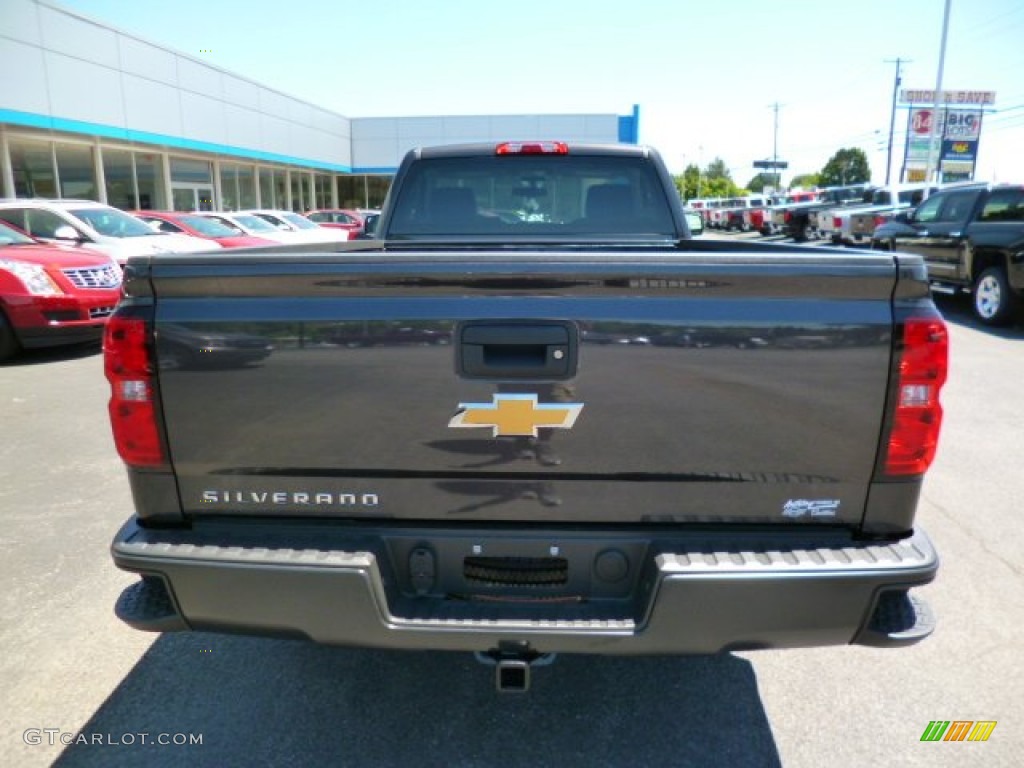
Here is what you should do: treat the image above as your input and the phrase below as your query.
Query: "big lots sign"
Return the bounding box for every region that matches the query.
[909,109,981,140]
[944,111,981,140]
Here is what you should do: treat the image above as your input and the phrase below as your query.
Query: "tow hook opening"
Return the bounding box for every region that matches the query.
[474,643,557,693]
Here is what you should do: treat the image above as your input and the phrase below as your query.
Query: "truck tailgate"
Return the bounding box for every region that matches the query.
[150,251,897,526]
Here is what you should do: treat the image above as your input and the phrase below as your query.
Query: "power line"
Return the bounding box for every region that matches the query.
[958,4,1024,39]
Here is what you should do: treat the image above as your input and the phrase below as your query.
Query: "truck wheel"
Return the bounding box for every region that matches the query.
[973,266,1019,326]
[0,310,22,362]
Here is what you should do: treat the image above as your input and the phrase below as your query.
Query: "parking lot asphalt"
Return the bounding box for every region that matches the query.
[0,293,1021,768]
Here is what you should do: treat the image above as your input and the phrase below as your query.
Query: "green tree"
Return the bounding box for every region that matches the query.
[701,158,747,199]
[675,158,749,201]
[819,148,870,187]
[705,157,732,182]
[789,173,821,190]
[673,164,703,201]
[746,172,781,193]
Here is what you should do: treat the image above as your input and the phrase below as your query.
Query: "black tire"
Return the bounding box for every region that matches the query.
[972,266,1019,326]
[0,310,22,362]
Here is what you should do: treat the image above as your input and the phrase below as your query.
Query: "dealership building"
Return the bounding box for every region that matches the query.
[0,0,639,213]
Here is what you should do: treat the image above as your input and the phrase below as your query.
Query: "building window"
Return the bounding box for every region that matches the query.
[170,157,212,184]
[337,176,361,209]
[366,176,391,209]
[103,149,136,209]
[290,172,312,212]
[314,174,333,210]
[0,141,11,198]
[258,168,274,208]
[10,138,57,198]
[135,153,166,210]
[273,170,287,211]
[238,165,257,209]
[220,163,239,211]
[55,143,97,200]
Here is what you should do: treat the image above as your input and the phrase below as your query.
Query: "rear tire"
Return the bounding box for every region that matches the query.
[973,266,1019,326]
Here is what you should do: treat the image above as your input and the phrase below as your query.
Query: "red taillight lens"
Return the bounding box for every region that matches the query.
[874,215,886,228]
[104,315,166,468]
[784,211,792,223]
[495,141,569,155]
[833,216,842,228]
[884,317,948,476]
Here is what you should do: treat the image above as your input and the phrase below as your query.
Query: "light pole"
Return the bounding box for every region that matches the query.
[925,0,953,185]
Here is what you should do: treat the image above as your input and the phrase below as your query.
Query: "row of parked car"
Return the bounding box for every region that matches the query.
[686,183,938,245]
[689,181,1024,326]
[0,199,377,361]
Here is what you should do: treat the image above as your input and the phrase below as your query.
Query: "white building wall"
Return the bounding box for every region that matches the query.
[1,0,626,178]
[1,0,353,170]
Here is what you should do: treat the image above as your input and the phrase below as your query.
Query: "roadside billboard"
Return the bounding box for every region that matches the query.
[899,89,996,106]
[901,102,987,182]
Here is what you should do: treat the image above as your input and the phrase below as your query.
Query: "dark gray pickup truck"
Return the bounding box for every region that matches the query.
[106,142,948,690]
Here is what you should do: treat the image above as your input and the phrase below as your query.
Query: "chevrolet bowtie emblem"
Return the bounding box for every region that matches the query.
[449,394,584,437]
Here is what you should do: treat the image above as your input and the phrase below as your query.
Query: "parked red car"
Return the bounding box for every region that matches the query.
[305,209,367,236]
[0,220,121,360]
[131,211,275,248]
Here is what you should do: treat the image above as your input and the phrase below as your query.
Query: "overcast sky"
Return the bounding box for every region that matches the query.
[58,0,1024,185]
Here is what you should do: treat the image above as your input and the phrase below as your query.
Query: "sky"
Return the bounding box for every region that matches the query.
[57,0,1024,186]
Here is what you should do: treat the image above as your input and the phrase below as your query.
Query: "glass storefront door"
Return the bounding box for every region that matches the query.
[171,185,215,211]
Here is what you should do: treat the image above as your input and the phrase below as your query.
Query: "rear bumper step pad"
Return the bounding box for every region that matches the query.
[112,520,938,654]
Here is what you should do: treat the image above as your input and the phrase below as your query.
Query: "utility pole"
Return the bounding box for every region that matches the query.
[884,58,909,185]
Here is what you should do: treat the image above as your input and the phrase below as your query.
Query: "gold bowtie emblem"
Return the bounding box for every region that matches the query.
[449,394,584,437]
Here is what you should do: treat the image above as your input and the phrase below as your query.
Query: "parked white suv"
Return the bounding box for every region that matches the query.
[0,200,218,265]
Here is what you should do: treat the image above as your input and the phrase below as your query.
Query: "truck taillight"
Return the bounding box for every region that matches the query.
[495,141,569,155]
[874,215,886,228]
[883,317,948,476]
[784,211,792,223]
[833,216,842,229]
[104,315,167,468]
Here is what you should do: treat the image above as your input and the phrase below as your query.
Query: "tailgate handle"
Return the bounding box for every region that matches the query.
[458,321,577,380]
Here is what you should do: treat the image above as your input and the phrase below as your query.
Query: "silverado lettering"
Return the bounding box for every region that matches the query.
[201,491,380,506]
[105,142,948,692]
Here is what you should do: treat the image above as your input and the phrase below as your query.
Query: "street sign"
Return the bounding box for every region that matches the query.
[753,160,788,169]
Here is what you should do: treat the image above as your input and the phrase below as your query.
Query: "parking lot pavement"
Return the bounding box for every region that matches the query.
[1,300,1021,767]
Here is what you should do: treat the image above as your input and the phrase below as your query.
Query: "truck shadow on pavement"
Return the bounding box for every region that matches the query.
[53,633,781,768]
[932,294,1024,338]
